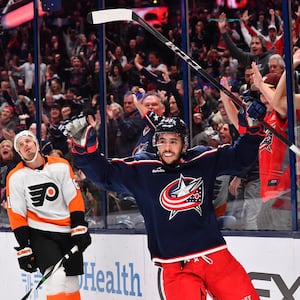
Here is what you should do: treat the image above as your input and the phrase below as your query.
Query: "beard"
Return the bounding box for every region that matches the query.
[159,151,181,166]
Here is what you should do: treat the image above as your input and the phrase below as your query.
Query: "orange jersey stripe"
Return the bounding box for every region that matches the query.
[27,210,70,227]
[7,208,27,230]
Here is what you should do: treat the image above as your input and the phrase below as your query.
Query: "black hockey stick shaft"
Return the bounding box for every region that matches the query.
[21,245,78,300]
[87,9,300,156]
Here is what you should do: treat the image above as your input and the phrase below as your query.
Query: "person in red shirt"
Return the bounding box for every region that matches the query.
[251,60,296,230]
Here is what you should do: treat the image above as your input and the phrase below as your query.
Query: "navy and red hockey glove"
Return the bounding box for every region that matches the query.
[61,114,98,154]
[70,125,98,155]
[70,211,92,252]
[238,96,266,136]
[15,246,38,273]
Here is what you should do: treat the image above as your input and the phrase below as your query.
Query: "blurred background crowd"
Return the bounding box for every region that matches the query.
[0,0,298,230]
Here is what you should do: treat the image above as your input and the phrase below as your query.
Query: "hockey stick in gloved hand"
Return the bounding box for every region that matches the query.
[87,8,300,156]
[21,245,78,300]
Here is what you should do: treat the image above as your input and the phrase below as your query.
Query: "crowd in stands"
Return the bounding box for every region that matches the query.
[0,0,299,230]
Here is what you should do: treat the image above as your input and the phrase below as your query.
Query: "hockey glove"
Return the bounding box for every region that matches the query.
[60,113,98,154]
[70,125,98,155]
[15,246,38,273]
[70,211,92,252]
[60,113,88,138]
[238,96,266,136]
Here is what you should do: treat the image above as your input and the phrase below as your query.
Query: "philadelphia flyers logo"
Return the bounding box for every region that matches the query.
[28,183,59,207]
[160,174,204,220]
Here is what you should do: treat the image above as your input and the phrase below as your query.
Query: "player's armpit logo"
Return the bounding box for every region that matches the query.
[259,129,273,152]
[28,183,59,207]
[160,174,204,220]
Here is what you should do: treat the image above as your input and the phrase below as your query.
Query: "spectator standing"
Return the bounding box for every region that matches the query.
[218,12,272,76]
[191,88,212,137]
[0,79,15,108]
[85,41,98,72]
[107,92,144,158]
[190,18,210,58]
[199,49,221,82]
[108,45,128,69]
[168,94,182,117]
[23,99,37,128]
[44,104,69,156]
[65,55,89,99]
[134,53,183,118]
[145,50,168,74]
[107,62,128,104]
[0,105,17,139]
[132,91,166,155]
[63,87,85,117]
[251,59,293,230]
[127,50,147,88]
[106,102,124,158]
[11,52,35,98]
[74,34,88,58]
[239,65,254,94]
[88,60,101,97]
[0,139,20,220]
[251,10,269,36]
[219,77,262,230]
[267,53,285,75]
[125,38,139,66]
[46,78,65,106]
[240,10,284,55]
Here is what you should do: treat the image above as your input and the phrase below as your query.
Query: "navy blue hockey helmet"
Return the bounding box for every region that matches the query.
[153,117,189,147]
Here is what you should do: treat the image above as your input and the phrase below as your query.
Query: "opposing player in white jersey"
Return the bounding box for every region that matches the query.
[6,130,91,300]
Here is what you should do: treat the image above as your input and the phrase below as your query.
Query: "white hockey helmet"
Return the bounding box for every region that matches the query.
[14,130,39,162]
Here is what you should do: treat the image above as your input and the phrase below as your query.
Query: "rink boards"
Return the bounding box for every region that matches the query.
[0,231,299,299]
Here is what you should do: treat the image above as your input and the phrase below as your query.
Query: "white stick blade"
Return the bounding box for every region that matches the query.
[290,144,300,156]
[87,9,133,25]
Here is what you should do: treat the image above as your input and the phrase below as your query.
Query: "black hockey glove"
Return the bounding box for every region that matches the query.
[15,246,38,273]
[238,96,266,136]
[70,211,92,252]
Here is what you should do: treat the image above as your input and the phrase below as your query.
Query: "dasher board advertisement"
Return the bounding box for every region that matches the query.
[0,232,299,299]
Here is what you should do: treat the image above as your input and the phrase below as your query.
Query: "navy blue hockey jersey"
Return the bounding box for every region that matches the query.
[74,134,262,263]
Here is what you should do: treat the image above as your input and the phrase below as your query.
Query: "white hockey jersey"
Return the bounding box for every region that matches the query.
[7,156,85,233]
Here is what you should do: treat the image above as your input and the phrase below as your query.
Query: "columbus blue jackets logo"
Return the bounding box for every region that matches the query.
[259,129,273,152]
[160,174,204,220]
[28,183,59,207]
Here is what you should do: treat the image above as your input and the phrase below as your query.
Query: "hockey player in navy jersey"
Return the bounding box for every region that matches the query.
[66,97,265,299]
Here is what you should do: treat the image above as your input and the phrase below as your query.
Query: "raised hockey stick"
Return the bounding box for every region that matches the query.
[87,8,300,156]
[21,245,78,300]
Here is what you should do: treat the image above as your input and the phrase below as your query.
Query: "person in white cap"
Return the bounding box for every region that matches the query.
[6,130,91,300]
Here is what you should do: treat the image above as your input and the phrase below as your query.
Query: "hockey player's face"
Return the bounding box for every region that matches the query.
[156,133,185,165]
[17,137,37,161]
